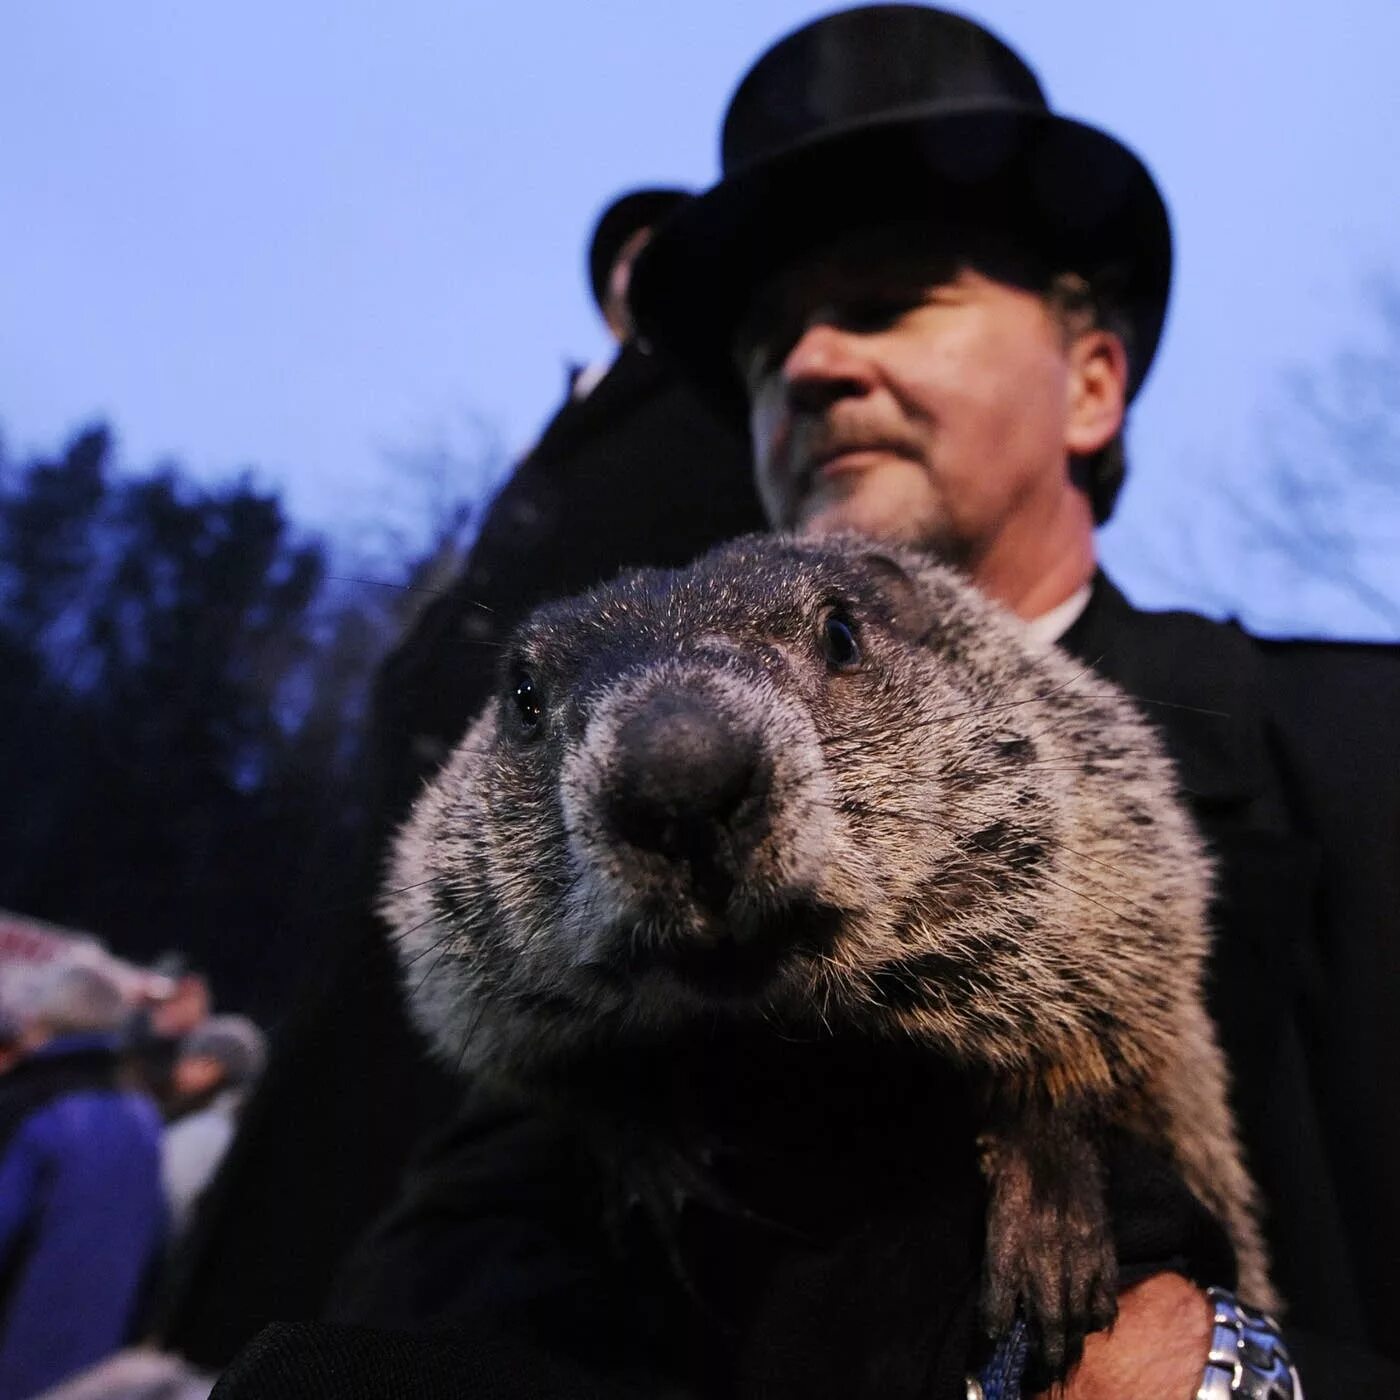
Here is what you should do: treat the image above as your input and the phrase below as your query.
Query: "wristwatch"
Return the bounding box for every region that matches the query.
[966,1286,1302,1400]
[1196,1287,1303,1400]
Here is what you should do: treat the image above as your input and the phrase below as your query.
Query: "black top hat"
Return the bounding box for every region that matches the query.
[587,187,690,314]
[630,4,1172,416]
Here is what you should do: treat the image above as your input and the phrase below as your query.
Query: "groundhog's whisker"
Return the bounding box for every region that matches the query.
[384,907,449,944]
[913,794,1165,925]
[378,876,444,905]
[410,942,457,996]
[1033,870,1161,932]
[454,997,490,1076]
[326,576,497,612]
[1116,695,1232,721]
[900,801,1159,931]
[398,923,460,967]
[306,876,443,926]
[909,659,1105,726]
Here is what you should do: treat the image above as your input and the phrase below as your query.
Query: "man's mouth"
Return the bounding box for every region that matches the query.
[797,442,908,492]
[814,446,901,479]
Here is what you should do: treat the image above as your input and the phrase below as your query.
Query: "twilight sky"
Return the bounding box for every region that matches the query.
[3,1,1398,635]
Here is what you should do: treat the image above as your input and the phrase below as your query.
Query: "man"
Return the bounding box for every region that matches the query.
[162,1015,267,1238]
[123,971,211,1115]
[0,964,166,1397]
[627,4,1399,1391]
[215,9,1400,1397]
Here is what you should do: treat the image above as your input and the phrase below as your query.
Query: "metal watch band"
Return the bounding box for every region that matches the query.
[967,1285,1303,1400]
[1197,1286,1304,1400]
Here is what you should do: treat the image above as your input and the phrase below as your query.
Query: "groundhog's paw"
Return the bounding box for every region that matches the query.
[979,1116,1118,1377]
[1024,1198,1117,1374]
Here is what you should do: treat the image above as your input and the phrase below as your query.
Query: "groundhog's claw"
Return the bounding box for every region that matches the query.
[979,1113,1118,1378]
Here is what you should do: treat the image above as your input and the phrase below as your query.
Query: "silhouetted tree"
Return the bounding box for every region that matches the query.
[0,424,463,1020]
[1106,277,1400,639]
[0,428,112,906]
[1219,279,1400,636]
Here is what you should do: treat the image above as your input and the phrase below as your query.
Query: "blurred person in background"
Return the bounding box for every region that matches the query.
[162,1017,267,1239]
[0,964,166,1399]
[0,1014,23,1080]
[122,970,212,1115]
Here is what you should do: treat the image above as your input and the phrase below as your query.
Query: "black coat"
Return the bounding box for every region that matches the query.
[221,1069,1243,1400]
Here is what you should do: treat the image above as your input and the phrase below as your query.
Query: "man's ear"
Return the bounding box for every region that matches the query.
[1065,330,1128,457]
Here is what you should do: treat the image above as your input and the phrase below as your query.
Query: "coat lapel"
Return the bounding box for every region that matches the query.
[1058,574,1269,811]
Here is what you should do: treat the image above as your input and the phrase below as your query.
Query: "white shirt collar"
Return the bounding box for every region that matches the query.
[1021,583,1092,647]
[570,357,612,402]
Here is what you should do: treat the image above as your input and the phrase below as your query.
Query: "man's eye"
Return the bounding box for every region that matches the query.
[731,291,792,386]
[837,299,915,333]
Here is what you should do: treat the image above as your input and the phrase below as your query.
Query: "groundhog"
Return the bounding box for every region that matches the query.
[380,532,1273,1377]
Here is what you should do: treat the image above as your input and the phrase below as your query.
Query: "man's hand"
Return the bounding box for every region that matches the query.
[1036,1273,1210,1400]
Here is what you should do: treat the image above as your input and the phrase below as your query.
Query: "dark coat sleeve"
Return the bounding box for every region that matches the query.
[214,1103,1247,1400]
[1061,578,1400,1370]
[212,1320,663,1400]
[1254,639,1400,1349]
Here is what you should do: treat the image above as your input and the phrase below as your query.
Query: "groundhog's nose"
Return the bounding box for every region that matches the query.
[605,692,767,864]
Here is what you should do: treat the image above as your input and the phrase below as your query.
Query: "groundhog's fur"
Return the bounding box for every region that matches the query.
[381,533,1273,1371]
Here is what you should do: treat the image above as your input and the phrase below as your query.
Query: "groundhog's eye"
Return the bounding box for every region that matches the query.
[818,610,862,671]
[509,669,545,737]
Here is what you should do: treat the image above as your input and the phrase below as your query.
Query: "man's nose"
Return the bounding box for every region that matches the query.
[781,321,876,412]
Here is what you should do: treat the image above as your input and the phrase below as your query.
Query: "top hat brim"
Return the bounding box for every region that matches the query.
[630,103,1171,421]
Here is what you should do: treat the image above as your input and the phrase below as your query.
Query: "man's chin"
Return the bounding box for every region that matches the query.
[795,498,946,553]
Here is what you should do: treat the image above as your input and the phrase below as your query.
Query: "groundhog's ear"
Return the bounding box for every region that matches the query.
[855,550,942,642]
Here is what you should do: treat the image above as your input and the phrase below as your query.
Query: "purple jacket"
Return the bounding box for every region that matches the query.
[0,1034,167,1399]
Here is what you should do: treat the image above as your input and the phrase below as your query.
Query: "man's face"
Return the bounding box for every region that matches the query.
[735,226,1116,569]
